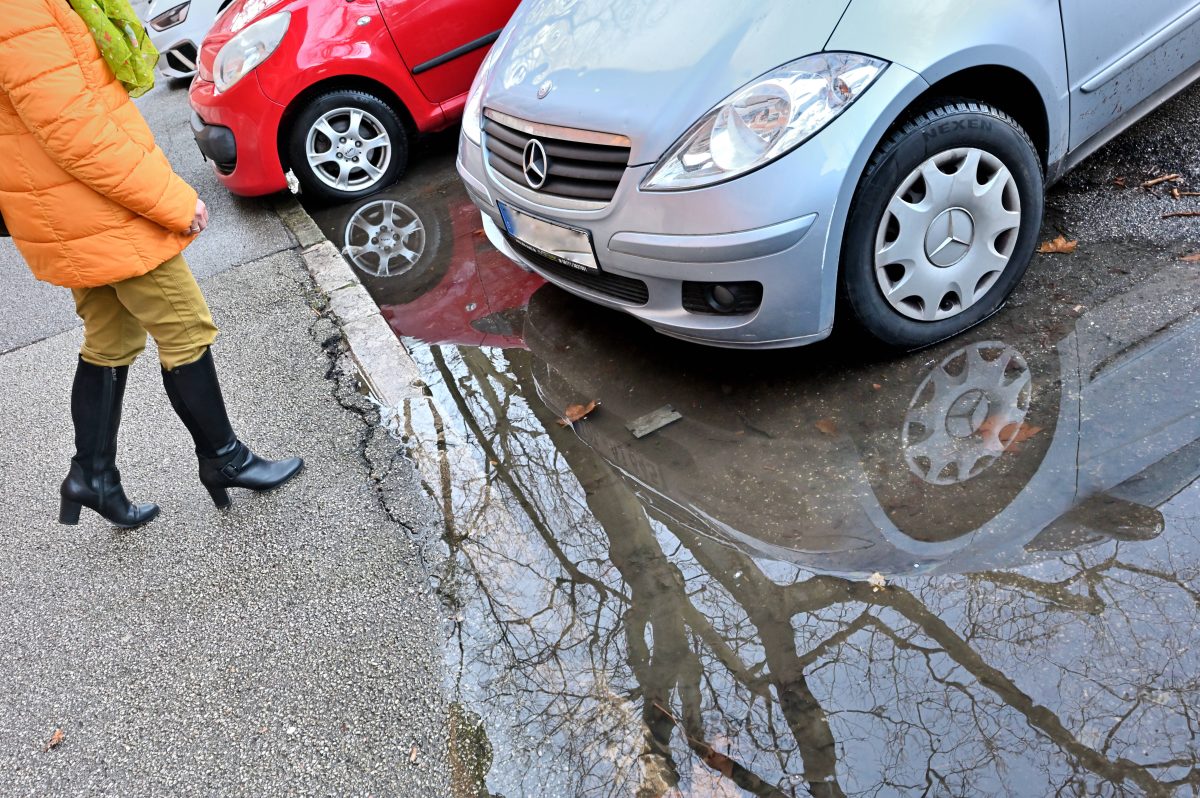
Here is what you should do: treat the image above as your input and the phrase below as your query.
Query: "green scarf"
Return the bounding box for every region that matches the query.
[67,0,158,98]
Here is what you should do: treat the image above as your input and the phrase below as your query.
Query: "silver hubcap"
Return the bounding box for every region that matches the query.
[342,200,425,277]
[902,342,1032,485]
[875,147,1022,322]
[306,107,392,193]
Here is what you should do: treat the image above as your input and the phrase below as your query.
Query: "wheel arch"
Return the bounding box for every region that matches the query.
[276,75,418,173]
[888,64,1053,174]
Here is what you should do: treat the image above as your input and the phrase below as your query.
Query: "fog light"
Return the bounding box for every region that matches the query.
[709,285,737,311]
[682,281,764,316]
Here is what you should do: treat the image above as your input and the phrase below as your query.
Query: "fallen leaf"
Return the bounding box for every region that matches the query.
[977,417,1044,451]
[1163,211,1200,219]
[557,400,599,426]
[814,418,838,436]
[1038,236,1078,255]
[1181,253,1200,263]
[1171,187,1181,200]
[1001,422,1044,444]
[1142,173,1182,188]
[1178,191,1200,197]
[868,572,887,592]
[1112,176,1127,189]
[43,729,64,752]
[409,744,419,764]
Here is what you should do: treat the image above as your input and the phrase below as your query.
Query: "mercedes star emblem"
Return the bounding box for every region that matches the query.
[522,139,549,190]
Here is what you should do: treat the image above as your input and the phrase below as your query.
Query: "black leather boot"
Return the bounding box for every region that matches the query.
[59,358,160,528]
[161,349,303,508]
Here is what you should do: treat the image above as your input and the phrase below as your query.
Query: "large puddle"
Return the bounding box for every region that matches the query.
[308,151,1200,797]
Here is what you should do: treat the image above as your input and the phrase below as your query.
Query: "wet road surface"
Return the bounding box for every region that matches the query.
[305,87,1200,796]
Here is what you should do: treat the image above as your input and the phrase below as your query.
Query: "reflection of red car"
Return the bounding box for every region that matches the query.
[188,0,517,202]
[327,165,545,348]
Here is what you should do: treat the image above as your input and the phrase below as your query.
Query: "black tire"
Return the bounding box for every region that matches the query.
[840,101,1044,349]
[287,89,409,204]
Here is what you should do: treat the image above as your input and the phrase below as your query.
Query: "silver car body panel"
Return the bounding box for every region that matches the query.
[827,0,1070,165]
[461,0,1200,347]
[485,0,853,165]
[1062,0,1200,150]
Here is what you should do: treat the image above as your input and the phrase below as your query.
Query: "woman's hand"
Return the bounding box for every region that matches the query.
[188,199,209,235]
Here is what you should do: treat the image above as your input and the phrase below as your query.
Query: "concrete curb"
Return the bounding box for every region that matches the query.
[272,196,427,410]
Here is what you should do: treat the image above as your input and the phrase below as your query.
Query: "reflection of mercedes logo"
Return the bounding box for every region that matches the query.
[522,139,549,189]
[901,342,1032,486]
[924,207,976,268]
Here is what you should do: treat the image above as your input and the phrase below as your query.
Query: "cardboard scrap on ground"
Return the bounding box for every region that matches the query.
[627,406,683,439]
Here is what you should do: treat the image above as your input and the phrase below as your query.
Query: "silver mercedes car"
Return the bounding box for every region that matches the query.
[456,0,1200,348]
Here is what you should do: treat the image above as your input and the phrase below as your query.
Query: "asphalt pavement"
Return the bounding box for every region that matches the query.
[0,86,449,793]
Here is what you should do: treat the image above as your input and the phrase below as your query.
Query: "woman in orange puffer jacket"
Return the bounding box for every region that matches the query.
[0,0,302,529]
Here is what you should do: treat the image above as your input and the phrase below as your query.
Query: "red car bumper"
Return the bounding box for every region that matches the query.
[189,74,289,197]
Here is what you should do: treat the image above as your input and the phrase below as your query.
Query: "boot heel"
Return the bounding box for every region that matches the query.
[205,484,231,509]
[59,499,83,525]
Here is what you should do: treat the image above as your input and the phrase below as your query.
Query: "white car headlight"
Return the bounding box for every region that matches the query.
[149,1,190,31]
[643,53,887,191]
[462,34,508,146]
[213,12,291,93]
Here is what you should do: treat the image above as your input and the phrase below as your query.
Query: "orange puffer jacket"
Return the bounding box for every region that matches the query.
[0,0,197,288]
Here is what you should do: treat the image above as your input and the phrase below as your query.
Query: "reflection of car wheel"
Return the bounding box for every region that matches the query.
[343,199,429,278]
[288,90,408,203]
[902,342,1032,486]
[857,338,1060,543]
[335,194,449,305]
[841,102,1043,348]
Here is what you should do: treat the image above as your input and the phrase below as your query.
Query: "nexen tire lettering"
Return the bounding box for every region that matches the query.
[922,118,994,141]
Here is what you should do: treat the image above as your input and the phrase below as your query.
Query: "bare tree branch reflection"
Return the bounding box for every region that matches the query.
[408,345,1200,797]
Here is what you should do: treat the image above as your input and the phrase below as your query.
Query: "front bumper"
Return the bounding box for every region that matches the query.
[188,74,288,197]
[457,64,926,348]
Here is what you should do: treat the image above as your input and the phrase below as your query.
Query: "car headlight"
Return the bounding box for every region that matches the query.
[462,33,508,146]
[149,1,190,31]
[643,53,888,191]
[213,12,291,93]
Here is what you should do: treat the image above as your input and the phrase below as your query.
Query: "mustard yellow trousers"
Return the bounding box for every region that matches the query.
[71,254,218,370]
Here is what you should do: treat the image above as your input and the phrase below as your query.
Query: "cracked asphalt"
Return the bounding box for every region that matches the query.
[0,172,449,796]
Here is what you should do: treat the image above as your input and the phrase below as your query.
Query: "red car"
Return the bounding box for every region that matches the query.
[189,0,517,202]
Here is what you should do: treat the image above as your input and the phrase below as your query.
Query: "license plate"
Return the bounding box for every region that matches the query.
[497,202,598,272]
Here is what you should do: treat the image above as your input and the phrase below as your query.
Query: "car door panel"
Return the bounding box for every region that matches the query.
[1062,0,1200,151]
[376,0,519,104]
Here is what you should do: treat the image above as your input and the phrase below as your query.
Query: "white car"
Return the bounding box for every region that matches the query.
[142,0,234,79]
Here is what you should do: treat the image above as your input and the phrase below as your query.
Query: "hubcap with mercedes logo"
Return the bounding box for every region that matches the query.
[924,207,976,268]
[522,139,549,189]
[874,147,1023,322]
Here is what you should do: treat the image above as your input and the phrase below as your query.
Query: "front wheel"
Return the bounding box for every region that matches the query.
[840,101,1044,349]
[287,89,409,204]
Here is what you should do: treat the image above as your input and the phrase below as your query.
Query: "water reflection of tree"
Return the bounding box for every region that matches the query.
[412,345,1199,798]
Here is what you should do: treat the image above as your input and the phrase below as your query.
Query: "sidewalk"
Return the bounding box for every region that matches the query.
[0,249,450,794]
